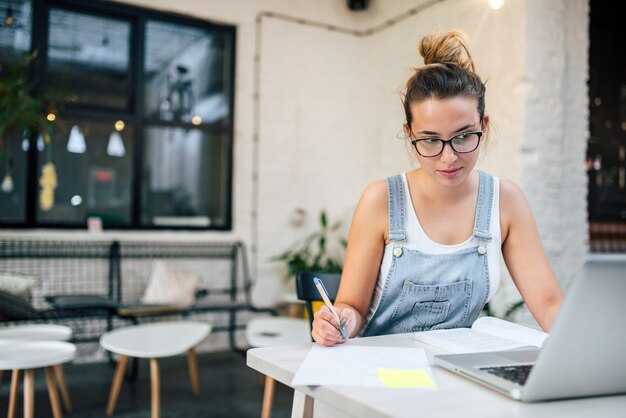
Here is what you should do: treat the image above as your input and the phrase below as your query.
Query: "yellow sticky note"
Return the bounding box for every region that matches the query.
[376,368,437,388]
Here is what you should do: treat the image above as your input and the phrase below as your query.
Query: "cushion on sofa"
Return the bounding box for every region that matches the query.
[0,290,39,320]
[141,260,199,308]
[0,271,40,303]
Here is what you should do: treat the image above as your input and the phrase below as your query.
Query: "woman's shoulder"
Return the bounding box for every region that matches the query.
[498,177,533,226]
[360,179,388,209]
[498,178,526,203]
[353,179,390,238]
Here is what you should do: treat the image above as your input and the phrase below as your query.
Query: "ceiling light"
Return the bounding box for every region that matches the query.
[488,0,505,10]
[67,125,86,153]
[106,131,125,157]
[4,6,13,26]
[71,195,83,206]
[1,174,13,193]
[37,133,45,151]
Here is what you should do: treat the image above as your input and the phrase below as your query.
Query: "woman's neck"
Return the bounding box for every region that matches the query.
[410,168,478,205]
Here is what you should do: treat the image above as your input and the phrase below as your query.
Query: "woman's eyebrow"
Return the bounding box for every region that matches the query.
[416,123,476,136]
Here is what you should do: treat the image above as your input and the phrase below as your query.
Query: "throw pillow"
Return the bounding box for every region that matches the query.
[0,271,40,303]
[141,260,199,308]
[45,294,120,310]
[0,289,39,320]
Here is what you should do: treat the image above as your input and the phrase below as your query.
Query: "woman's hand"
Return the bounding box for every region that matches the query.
[311,305,357,346]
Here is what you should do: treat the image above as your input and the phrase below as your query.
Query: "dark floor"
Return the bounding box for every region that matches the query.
[0,350,293,418]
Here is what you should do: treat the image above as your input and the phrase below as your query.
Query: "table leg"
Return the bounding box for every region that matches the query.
[8,369,20,418]
[291,390,313,418]
[106,354,129,416]
[261,375,276,418]
[150,358,160,418]
[23,369,35,418]
[187,348,200,397]
[54,364,73,413]
[45,367,63,418]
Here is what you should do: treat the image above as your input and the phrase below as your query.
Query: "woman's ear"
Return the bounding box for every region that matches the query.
[481,115,490,133]
[403,123,411,138]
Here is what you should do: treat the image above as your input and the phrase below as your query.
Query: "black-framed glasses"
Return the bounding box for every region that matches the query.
[410,131,483,158]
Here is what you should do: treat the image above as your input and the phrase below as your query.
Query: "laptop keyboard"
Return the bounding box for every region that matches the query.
[479,365,534,385]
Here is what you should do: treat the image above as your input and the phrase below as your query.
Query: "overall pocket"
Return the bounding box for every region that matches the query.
[391,279,471,332]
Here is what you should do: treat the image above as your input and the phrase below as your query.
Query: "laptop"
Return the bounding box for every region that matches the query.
[434,256,626,402]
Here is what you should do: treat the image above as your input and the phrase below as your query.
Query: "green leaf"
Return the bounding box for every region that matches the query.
[320,211,327,228]
[319,236,326,252]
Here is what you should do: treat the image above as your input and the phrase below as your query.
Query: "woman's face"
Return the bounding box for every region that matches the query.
[407,96,488,188]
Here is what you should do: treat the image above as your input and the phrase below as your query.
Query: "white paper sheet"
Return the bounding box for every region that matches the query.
[291,344,434,387]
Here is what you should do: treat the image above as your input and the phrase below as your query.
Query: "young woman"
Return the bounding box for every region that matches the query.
[312,30,564,346]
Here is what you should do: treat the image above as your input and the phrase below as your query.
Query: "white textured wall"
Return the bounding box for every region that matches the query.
[521,0,589,289]
[4,0,589,336]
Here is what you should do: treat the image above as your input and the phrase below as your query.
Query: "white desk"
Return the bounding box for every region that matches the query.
[246,333,626,418]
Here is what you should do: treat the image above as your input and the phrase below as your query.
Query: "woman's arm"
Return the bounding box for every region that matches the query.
[500,179,564,331]
[311,180,388,346]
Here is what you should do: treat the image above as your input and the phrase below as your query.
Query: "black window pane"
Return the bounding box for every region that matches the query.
[36,118,134,226]
[47,9,130,110]
[0,129,28,222]
[0,0,31,65]
[143,21,232,125]
[142,126,229,228]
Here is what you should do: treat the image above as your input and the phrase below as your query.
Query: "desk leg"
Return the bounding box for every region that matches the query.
[150,358,161,418]
[291,390,313,418]
[187,348,200,397]
[23,369,35,418]
[261,375,276,418]
[45,367,63,418]
[106,354,129,416]
[8,369,20,418]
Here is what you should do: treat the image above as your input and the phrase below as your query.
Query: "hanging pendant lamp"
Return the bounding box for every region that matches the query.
[67,125,86,153]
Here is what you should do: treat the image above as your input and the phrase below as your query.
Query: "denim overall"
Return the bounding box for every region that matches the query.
[361,171,494,336]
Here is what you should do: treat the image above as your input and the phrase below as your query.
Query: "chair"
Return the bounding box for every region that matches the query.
[295,271,342,332]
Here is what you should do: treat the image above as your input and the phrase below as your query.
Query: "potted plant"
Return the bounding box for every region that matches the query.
[271,210,347,317]
[272,210,347,282]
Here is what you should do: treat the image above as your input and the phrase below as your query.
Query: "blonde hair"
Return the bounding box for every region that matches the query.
[403,30,485,128]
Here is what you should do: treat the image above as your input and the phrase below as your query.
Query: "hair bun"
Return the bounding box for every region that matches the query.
[418,30,476,73]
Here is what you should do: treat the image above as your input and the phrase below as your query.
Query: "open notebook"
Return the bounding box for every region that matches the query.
[414,316,548,354]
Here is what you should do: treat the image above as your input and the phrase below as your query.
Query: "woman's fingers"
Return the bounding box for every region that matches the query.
[312,305,346,346]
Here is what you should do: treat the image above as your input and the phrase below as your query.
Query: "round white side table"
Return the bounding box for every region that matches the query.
[100,321,211,418]
[0,339,76,418]
[0,324,72,341]
[0,324,74,415]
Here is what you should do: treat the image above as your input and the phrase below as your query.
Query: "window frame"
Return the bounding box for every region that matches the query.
[2,0,235,230]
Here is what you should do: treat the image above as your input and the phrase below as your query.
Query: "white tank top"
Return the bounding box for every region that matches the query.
[368,172,502,321]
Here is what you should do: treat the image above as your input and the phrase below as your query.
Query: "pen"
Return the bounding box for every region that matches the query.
[313,277,349,340]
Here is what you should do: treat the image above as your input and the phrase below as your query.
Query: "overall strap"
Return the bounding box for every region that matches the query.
[472,171,494,247]
[387,175,407,243]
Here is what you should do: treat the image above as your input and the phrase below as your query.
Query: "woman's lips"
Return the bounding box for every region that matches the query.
[438,167,462,178]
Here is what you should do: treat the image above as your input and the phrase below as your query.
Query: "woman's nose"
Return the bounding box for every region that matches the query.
[439,142,458,163]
